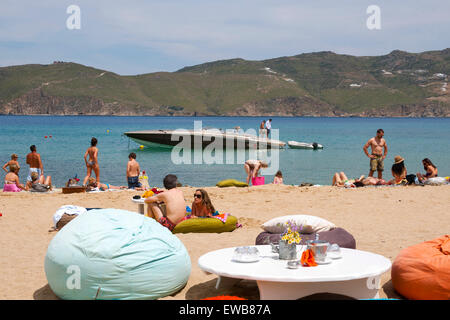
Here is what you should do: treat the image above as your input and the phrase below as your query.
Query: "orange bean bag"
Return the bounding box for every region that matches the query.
[391,235,450,300]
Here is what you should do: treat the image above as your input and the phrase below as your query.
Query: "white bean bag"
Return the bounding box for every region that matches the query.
[45,209,191,300]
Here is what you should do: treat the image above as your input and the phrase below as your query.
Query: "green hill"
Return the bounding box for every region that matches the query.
[1,49,449,117]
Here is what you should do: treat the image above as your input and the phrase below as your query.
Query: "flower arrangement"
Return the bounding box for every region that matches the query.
[280,220,302,244]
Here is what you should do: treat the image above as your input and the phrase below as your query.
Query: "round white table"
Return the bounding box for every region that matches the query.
[198,245,392,300]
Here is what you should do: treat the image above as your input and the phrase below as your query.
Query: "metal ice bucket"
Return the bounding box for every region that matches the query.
[306,234,329,262]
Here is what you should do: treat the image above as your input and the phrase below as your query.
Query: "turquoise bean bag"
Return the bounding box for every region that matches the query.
[44,208,191,300]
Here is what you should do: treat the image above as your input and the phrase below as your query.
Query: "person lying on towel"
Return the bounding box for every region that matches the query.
[145,174,186,231]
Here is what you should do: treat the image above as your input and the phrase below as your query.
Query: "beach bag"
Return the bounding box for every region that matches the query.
[405,174,416,185]
[45,209,191,300]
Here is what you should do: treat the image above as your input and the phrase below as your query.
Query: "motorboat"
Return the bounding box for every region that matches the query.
[288,140,323,150]
[124,129,287,149]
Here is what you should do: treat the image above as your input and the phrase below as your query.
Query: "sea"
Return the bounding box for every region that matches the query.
[1,116,449,188]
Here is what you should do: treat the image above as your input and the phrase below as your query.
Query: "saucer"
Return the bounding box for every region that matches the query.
[232,257,260,263]
[315,257,332,265]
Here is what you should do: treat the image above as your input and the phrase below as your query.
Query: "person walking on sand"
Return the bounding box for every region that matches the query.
[145,174,187,232]
[127,152,144,190]
[26,145,44,182]
[363,129,388,179]
[83,137,100,186]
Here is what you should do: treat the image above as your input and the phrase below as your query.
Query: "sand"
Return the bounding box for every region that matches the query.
[0,184,449,300]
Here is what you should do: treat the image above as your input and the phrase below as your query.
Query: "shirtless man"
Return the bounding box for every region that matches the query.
[83,137,100,186]
[363,129,388,179]
[26,145,44,182]
[126,152,144,190]
[145,174,186,232]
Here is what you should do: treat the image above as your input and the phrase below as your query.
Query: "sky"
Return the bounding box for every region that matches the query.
[0,0,449,75]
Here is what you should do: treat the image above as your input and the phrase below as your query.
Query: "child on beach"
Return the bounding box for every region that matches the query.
[145,174,186,231]
[273,170,283,184]
[126,152,144,190]
[2,154,20,175]
[191,189,216,218]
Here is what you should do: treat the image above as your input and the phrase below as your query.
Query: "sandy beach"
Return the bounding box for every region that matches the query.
[0,184,449,300]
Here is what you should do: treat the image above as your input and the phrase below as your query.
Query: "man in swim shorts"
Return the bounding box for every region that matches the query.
[363,129,388,179]
[26,145,44,182]
[144,174,186,231]
[126,152,144,190]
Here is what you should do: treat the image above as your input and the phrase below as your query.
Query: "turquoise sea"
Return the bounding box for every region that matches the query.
[1,116,449,188]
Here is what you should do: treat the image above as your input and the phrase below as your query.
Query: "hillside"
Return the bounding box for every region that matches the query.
[1,49,449,117]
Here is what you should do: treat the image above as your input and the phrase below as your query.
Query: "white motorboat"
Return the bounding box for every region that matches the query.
[124,129,287,149]
[288,140,323,150]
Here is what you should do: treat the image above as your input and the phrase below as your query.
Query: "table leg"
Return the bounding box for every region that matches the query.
[257,278,380,300]
[215,276,242,290]
[138,203,145,215]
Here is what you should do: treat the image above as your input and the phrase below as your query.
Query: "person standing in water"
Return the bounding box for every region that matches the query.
[363,129,388,179]
[26,145,44,182]
[83,137,100,186]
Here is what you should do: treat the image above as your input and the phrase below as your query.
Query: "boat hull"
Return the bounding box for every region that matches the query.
[125,130,286,149]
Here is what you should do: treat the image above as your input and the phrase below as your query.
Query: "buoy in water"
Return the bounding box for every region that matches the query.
[44,136,48,139]
[139,145,144,149]
[107,130,110,133]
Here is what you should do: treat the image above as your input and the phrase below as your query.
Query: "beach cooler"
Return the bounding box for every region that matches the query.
[252,176,265,186]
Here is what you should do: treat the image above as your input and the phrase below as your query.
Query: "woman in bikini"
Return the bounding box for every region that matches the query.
[191,189,216,218]
[85,177,126,191]
[417,158,438,183]
[244,159,268,185]
[83,137,100,186]
[3,164,25,192]
[387,156,408,185]
[2,154,20,175]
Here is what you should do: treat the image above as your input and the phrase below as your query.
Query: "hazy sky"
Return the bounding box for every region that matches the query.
[0,0,449,75]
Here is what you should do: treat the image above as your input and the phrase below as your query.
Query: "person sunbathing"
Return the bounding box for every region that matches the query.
[25,171,52,192]
[3,164,25,192]
[417,158,438,183]
[145,174,186,231]
[332,172,362,188]
[85,177,127,191]
[191,189,216,218]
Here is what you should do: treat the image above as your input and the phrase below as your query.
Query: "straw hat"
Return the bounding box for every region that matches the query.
[394,155,404,164]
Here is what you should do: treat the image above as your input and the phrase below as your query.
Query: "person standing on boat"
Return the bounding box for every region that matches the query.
[265,119,272,138]
[363,129,388,179]
[259,120,266,137]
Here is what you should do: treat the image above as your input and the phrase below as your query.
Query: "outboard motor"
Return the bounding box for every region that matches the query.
[312,142,319,150]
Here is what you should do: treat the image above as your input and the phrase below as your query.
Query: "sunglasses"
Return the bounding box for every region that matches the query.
[194,194,202,199]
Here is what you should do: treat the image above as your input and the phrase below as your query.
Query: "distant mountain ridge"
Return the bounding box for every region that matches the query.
[1,49,449,117]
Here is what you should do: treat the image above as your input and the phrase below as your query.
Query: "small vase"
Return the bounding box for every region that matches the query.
[278,240,297,260]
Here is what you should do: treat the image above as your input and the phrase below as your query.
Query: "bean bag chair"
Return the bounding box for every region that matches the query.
[45,209,191,300]
[391,235,450,300]
[173,215,238,234]
[216,179,248,188]
[255,227,356,249]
